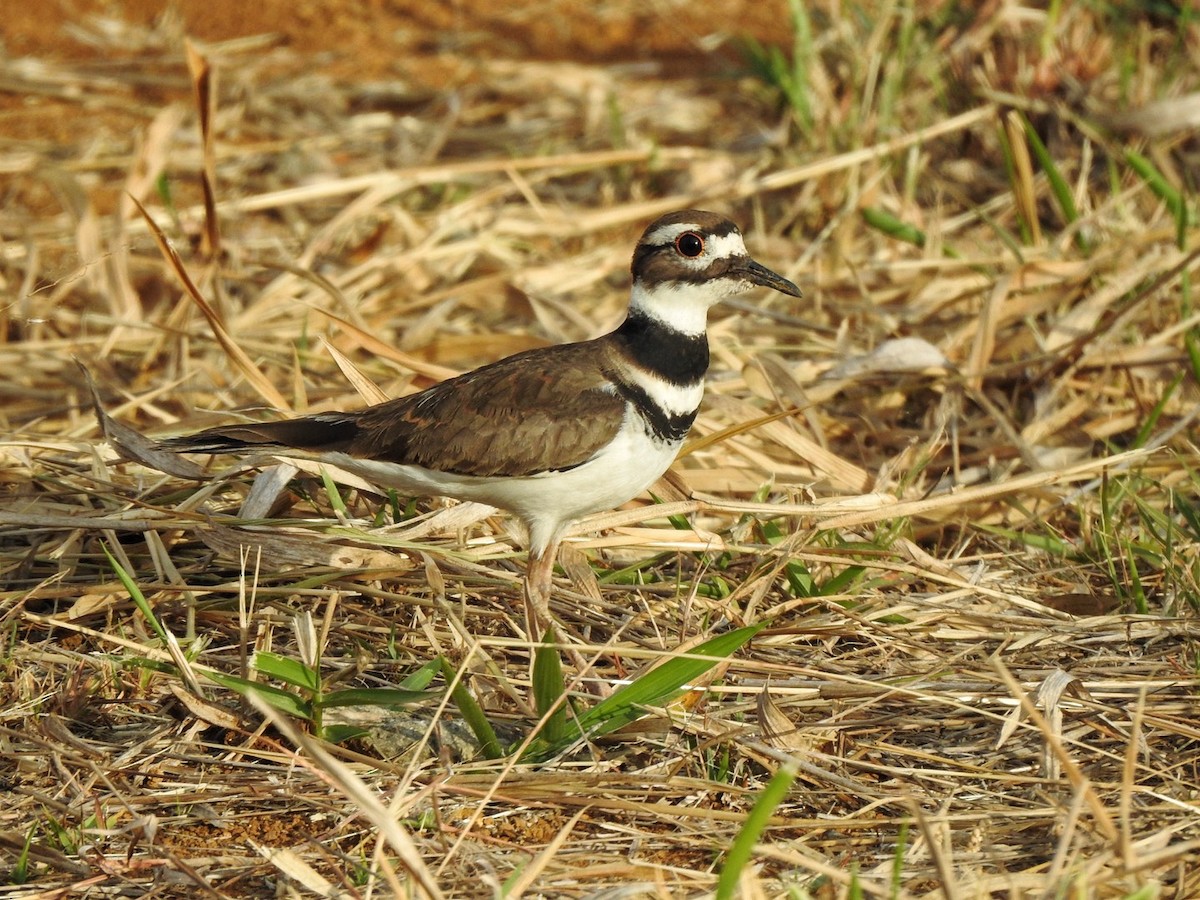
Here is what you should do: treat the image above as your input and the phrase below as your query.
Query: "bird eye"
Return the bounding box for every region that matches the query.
[675,231,704,258]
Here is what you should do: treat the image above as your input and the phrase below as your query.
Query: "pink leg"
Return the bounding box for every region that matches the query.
[523,540,558,644]
[523,541,590,677]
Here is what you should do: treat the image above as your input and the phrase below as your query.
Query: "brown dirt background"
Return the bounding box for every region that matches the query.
[5,0,793,67]
[2,0,796,213]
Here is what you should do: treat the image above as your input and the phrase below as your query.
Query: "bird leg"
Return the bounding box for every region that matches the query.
[523,540,593,682]
[523,542,558,645]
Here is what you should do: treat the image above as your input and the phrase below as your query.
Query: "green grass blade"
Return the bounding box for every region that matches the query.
[321,723,369,744]
[1132,372,1183,449]
[1184,330,1200,385]
[761,519,815,597]
[253,650,321,692]
[11,825,35,884]
[716,762,796,900]
[649,492,695,530]
[997,120,1032,245]
[401,657,443,691]
[861,207,963,259]
[104,544,168,643]
[440,656,503,759]
[531,637,574,746]
[125,656,179,676]
[319,466,349,516]
[1124,538,1149,614]
[819,563,867,596]
[1174,491,1200,540]
[784,0,814,130]
[890,819,910,897]
[1125,149,1190,225]
[321,688,435,708]
[861,207,926,247]
[575,623,766,737]
[204,670,313,719]
[1020,112,1079,227]
[975,522,1073,555]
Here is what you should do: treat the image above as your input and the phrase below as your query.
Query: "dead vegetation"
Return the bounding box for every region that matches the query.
[2,2,1200,897]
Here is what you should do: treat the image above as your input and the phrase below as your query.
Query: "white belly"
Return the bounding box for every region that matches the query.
[321,417,682,555]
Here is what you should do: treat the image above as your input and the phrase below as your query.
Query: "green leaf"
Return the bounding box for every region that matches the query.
[11,825,35,884]
[320,723,369,744]
[440,656,503,759]
[321,688,434,708]
[400,658,442,691]
[1174,492,1200,541]
[205,671,313,719]
[1184,330,1200,386]
[760,519,785,544]
[576,623,766,738]
[784,558,815,597]
[761,519,822,597]
[253,651,320,692]
[890,819,910,895]
[124,657,179,676]
[531,637,573,746]
[819,564,866,596]
[155,172,174,212]
[1125,539,1149,614]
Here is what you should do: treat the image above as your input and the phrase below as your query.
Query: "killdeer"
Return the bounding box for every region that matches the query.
[165,210,800,632]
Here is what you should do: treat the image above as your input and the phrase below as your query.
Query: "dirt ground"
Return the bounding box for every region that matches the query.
[1,0,795,216]
[4,0,794,68]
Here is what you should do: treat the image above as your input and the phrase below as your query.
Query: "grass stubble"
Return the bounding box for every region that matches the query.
[1,4,1200,897]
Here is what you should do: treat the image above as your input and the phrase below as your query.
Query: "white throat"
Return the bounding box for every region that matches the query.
[627,280,717,336]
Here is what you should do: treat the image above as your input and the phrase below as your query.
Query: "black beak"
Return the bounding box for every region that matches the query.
[746,259,802,298]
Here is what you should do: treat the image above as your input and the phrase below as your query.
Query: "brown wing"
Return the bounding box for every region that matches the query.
[346,340,626,477]
[164,340,628,477]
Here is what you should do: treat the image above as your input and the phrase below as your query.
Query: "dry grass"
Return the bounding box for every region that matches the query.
[3,4,1200,898]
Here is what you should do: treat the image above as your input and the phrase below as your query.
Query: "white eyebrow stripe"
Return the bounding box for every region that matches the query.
[704,231,749,260]
[644,225,748,260]
[645,222,694,245]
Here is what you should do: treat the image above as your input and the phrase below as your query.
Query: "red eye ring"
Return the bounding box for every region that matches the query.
[675,231,704,258]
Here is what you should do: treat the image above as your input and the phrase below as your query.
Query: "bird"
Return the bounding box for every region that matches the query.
[164,209,801,636]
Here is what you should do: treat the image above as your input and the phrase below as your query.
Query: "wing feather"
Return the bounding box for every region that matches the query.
[165,340,629,479]
[349,341,626,477]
